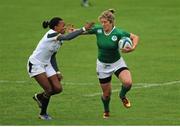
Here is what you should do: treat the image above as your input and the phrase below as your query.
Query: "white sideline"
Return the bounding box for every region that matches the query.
[0,80,180,97]
[84,80,180,97]
[0,80,27,84]
[0,80,95,85]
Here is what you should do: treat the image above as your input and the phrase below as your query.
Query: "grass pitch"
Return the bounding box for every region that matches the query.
[0,0,180,125]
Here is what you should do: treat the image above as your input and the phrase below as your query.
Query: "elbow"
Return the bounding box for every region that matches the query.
[66,37,72,40]
[136,35,139,42]
[133,33,139,40]
[65,38,72,41]
[132,34,139,43]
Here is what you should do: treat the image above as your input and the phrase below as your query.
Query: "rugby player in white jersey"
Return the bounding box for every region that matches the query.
[27,17,94,120]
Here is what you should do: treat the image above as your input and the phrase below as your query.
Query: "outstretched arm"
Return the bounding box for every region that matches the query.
[57,22,94,41]
[57,28,84,41]
[66,24,90,35]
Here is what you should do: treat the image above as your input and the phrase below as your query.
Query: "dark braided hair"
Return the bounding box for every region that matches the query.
[42,17,63,30]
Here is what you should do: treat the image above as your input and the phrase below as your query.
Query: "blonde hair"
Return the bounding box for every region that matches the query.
[98,9,115,24]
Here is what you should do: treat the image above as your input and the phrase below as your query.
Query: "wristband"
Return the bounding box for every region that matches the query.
[82,27,86,32]
[57,71,61,74]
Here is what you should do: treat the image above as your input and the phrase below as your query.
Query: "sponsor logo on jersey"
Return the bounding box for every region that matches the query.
[111,35,117,41]
[97,29,103,34]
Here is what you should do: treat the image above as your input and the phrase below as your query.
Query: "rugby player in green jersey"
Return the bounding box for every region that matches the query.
[86,9,139,118]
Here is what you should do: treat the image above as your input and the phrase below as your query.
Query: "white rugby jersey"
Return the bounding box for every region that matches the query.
[29,29,62,65]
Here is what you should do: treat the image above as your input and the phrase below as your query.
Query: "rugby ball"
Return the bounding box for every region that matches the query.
[118,37,133,49]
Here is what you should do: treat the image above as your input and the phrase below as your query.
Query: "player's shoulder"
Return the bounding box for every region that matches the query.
[88,24,103,34]
[114,27,129,35]
[40,29,59,43]
[114,27,130,38]
[93,24,103,29]
[46,29,59,38]
[114,27,124,33]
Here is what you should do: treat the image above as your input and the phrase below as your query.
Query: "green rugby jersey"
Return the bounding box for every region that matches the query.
[88,24,130,63]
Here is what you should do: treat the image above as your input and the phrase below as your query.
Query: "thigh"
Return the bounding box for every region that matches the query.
[34,73,52,92]
[48,74,62,90]
[118,69,132,86]
[100,82,112,97]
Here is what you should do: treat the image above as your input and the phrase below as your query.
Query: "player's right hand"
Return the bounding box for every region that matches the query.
[84,22,95,30]
[121,46,134,53]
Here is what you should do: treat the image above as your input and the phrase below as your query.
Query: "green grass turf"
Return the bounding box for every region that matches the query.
[0,0,180,125]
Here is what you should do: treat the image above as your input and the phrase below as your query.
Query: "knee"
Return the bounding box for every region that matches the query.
[123,80,132,87]
[103,95,111,100]
[53,86,63,94]
[103,91,111,99]
[123,83,132,91]
[45,87,53,95]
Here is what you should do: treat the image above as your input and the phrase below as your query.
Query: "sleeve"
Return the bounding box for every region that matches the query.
[50,52,59,72]
[47,32,59,41]
[57,29,84,41]
[121,31,130,38]
[117,29,131,39]
[120,30,130,37]
[86,24,100,34]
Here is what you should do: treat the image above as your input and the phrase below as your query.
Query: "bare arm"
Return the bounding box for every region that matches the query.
[121,33,139,53]
[50,52,59,72]
[130,33,139,49]
[50,52,63,81]
[57,22,94,41]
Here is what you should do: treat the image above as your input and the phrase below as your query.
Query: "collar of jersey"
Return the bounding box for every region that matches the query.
[103,26,115,36]
[48,29,61,37]
[49,29,57,33]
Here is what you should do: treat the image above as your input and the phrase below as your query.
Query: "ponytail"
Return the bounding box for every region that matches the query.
[42,21,49,29]
[108,9,115,14]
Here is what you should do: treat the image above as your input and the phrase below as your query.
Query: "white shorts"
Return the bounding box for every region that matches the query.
[96,57,128,79]
[27,60,56,78]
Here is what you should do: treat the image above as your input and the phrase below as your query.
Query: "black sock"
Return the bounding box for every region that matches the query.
[83,0,88,3]
[40,97,50,115]
[37,92,50,115]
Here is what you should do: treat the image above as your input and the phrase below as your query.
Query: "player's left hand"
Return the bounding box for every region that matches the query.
[84,22,95,30]
[57,72,63,81]
[66,24,75,33]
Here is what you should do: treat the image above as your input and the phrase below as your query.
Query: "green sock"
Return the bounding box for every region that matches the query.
[119,85,131,99]
[101,96,110,112]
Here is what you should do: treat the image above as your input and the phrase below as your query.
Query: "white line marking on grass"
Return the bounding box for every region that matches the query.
[85,80,180,97]
[62,82,97,86]
[1,79,180,97]
[0,80,97,85]
[0,80,27,84]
